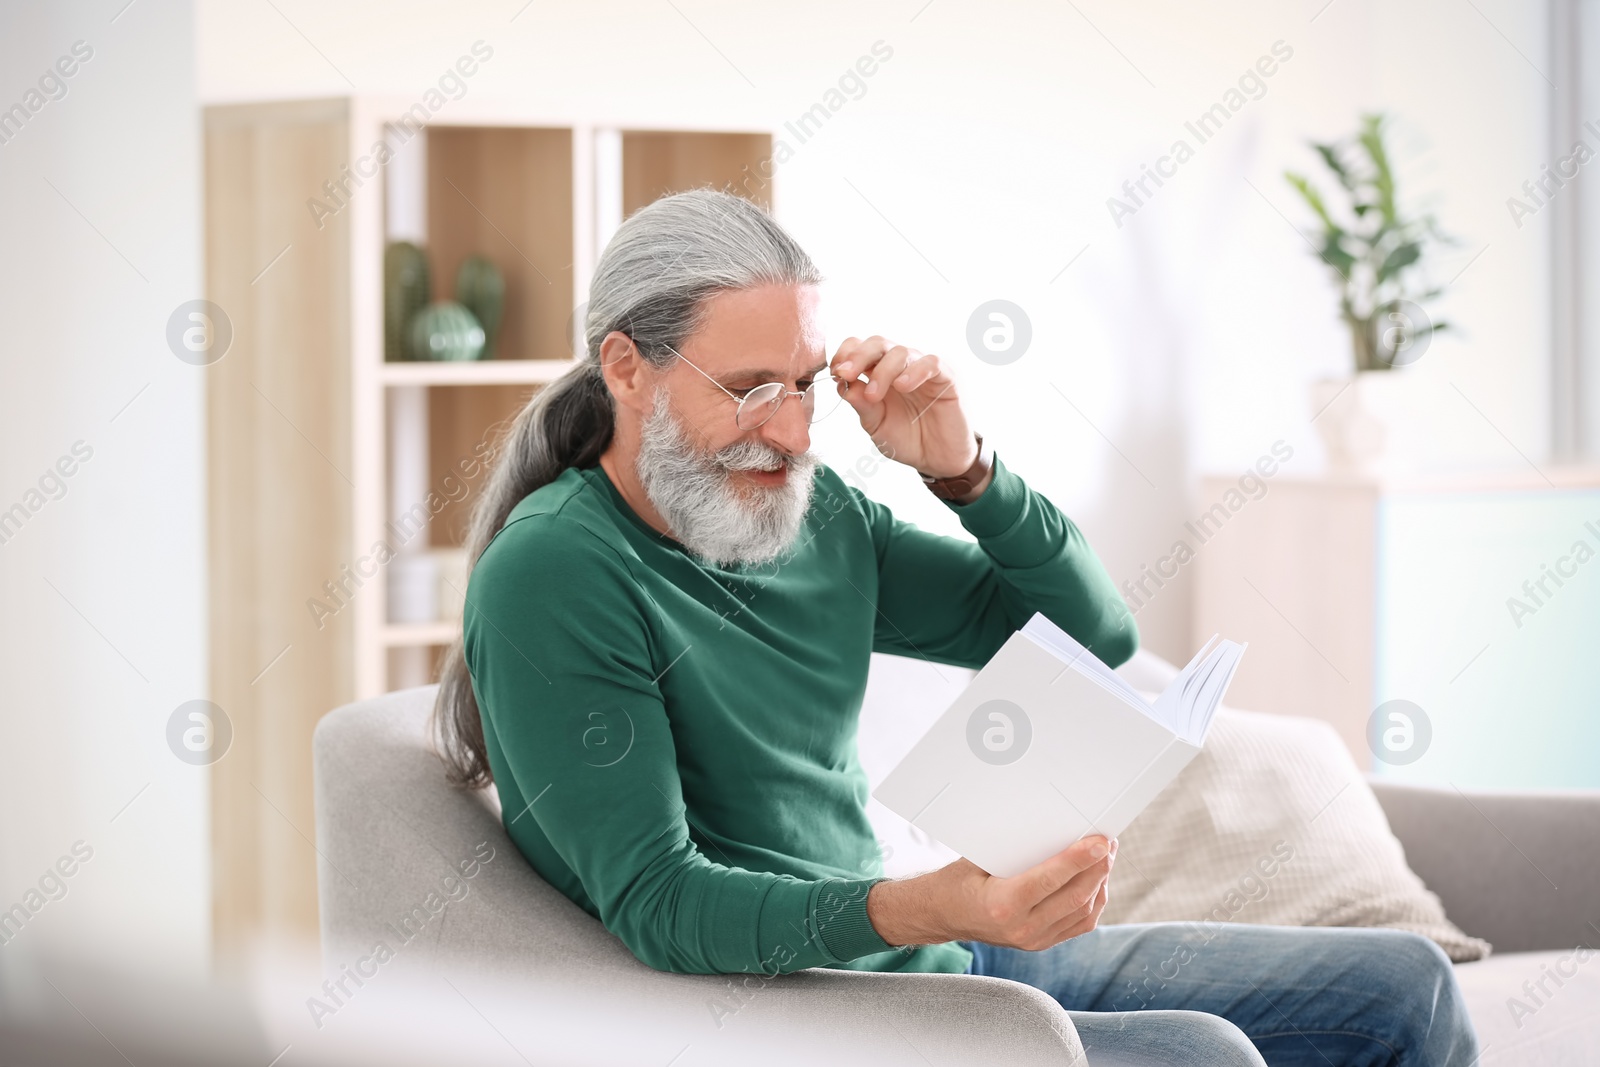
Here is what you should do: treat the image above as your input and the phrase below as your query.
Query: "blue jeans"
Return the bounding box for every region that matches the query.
[965,923,1479,1067]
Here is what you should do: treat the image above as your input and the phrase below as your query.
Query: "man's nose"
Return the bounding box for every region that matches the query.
[757,389,811,458]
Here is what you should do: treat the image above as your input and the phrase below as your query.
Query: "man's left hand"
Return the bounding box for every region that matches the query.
[831,336,979,479]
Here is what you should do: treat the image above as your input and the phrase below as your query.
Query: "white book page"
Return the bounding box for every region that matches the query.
[1188,640,1246,739]
[1164,638,1247,742]
[1178,642,1228,738]
[1018,614,1244,743]
[1021,614,1148,707]
[1150,634,1221,739]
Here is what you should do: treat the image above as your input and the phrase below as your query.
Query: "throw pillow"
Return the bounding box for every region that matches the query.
[1101,703,1491,962]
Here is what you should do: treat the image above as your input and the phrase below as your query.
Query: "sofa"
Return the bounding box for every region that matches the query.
[313,650,1600,1065]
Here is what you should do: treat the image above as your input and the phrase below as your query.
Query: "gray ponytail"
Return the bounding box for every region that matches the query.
[433,188,823,788]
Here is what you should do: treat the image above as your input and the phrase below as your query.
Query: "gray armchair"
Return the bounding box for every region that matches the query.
[313,657,1600,1066]
[313,684,1083,1066]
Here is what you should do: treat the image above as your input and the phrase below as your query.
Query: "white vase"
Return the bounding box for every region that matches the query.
[1310,372,1408,476]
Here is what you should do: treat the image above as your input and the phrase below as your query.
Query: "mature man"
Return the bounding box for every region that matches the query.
[434,189,1478,1066]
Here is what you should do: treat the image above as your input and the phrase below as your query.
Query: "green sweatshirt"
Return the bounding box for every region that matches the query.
[464,452,1136,976]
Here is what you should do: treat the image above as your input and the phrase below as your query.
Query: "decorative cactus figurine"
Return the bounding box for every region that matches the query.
[408,301,486,362]
[455,255,506,359]
[384,241,430,363]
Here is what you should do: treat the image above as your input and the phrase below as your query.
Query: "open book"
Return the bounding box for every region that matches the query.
[872,613,1247,878]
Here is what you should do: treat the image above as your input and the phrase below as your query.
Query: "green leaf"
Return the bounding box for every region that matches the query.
[1319,233,1357,276]
[1358,113,1397,224]
[1377,241,1422,282]
[1285,172,1336,230]
[1313,142,1357,192]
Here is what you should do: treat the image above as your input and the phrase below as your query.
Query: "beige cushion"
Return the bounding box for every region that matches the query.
[1102,704,1491,962]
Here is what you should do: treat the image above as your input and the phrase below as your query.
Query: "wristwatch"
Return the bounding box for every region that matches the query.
[919,432,993,502]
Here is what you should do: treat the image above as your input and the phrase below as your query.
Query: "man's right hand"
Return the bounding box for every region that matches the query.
[865,835,1116,952]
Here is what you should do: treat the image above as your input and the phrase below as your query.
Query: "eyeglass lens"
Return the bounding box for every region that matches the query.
[735,376,842,430]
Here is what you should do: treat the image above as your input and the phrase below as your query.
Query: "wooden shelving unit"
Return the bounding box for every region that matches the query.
[204,94,771,962]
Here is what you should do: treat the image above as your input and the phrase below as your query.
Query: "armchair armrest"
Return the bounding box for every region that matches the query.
[1370,779,1600,953]
[275,961,1088,1066]
[723,970,1086,1065]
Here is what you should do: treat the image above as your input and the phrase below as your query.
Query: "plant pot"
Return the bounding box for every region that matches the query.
[1310,371,1409,476]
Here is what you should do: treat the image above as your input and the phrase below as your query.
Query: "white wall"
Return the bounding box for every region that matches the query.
[0,0,208,979]
[194,0,1554,663]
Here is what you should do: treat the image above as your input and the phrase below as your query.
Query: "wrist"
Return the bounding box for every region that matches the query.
[866,871,954,947]
[950,465,994,505]
[918,432,992,503]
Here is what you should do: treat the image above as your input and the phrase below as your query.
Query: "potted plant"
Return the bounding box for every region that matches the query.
[1285,112,1453,472]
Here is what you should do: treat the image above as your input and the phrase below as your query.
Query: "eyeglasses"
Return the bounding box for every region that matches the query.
[664,344,843,431]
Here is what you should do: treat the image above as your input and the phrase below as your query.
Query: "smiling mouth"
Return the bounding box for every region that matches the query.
[734,465,788,487]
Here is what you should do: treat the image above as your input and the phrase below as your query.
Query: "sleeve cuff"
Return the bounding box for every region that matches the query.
[815,878,894,960]
[945,451,1026,539]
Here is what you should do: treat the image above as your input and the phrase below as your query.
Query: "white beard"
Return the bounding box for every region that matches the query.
[635,391,816,568]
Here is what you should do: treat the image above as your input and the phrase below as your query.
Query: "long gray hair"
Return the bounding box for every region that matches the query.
[432,188,823,788]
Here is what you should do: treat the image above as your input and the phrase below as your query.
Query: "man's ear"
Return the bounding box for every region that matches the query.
[598,331,656,416]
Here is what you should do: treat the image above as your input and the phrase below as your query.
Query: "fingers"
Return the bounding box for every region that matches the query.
[835,373,884,431]
[833,337,932,398]
[864,346,914,400]
[1043,878,1109,945]
[1012,835,1113,906]
[831,336,883,383]
[991,867,1109,952]
[990,835,1112,952]
[832,337,882,420]
[964,836,1117,953]
[831,338,954,443]
[891,353,946,397]
[1035,852,1111,919]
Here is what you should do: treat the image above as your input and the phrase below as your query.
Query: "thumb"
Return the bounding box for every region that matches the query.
[837,376,883,430]
[1014,835,1111,904]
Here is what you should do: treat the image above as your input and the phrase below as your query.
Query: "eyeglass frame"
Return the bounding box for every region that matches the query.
[660,343,841,431]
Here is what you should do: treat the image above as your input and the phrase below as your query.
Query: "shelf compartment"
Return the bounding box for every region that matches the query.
[427,126,574,367]
[621,130,773,213]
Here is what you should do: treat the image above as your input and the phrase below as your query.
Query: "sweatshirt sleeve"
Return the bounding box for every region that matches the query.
[850,450,1138,670]
[463,515,893,976]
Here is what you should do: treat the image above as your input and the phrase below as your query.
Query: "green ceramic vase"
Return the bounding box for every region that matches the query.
[408,301,486,362]
[455,255,506,359]
[384,241,430,363]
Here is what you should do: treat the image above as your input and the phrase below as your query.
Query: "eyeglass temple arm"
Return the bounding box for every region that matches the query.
[663,345,749,403]
[664,344,831,401]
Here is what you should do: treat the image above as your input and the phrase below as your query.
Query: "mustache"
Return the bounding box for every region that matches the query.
[714,439,815,474]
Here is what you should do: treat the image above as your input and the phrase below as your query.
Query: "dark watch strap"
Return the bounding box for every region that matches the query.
[919,433,992,501]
